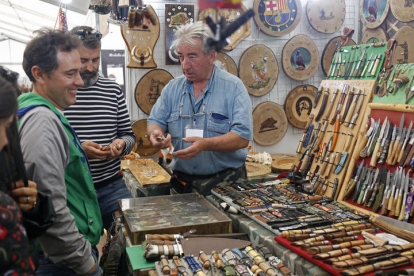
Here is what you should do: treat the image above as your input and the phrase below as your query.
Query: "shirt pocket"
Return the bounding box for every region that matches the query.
[207,111,230,134]
[166,112,180,139]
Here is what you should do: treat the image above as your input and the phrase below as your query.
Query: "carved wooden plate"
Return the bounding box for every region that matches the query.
[253,0,302,37]
[390,0,414,22]
[321,36,356,76]
[282,35,319,81]
[198,3,251,51]
[135,69,174,115]
[252,101,288,146]
[359,27,389,44]
[214,52,238,77]
[306,0,346,34]
[360,0,390,29]
[392,25,414,65]
[239,44,278,97]
[131,119,159,156]
[284,85,317,129]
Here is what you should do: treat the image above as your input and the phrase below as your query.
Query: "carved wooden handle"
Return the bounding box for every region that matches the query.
[146,234,176,241]
[354,136,368,160]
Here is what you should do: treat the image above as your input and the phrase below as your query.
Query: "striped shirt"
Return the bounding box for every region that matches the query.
[64,76,135,184]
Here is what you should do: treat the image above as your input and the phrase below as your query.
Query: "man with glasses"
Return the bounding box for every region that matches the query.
[147,21,252,196]
[65,26,135,233]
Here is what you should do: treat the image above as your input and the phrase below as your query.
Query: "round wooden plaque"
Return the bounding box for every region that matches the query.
[253,0,302,37]
[135,69,173,115]
[239,45,278,97]
[214,52,238,77]
[284,85,317,129]
[390,0,414,22]
[359,27,388,44]
[282,35,319,81]
[392,25,414,65]
[360,0,390,29]
[198,3,251,51]
[252,101,288,146]
[321,36,356,76]
[306,0,346,34]
[131,119,159,156]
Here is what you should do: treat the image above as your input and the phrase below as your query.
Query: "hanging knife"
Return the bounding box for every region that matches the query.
[391,127,406,166]
[367,119,381,157]
[399,132,414,167]
[315,88,330,122]
[395,172,409,217]
[372,169,389,213]
[314,83,323,107]
[324,88,339,121]
[397,121,413,164]
[341,87,355,124]
[303,123,314,148]
[398,172,410,221]
[388,114,404,165]
[361,52,374,77]
[309,122,321,148]
[297,114,314,153]
[354,118,375,159]
[403,177,414,222]
[344,160,365,200]
[330,84,349,124]
[386,168,401,214]
[361,168,380,205]
[379,122,393,165]
[389,169,403,216]
[343,88,360,126]
[344,48,358,79]
[327,51,338,78]
[353,45,370,78]
[330,114,341,152]
[370,118,388,167]
[352,166,369,202]
[356,168,373,204]
[381,169,395,215]
[335,133,354,175]
[367,167,386,208]
[349,89,366,129]
[313,120,329,153]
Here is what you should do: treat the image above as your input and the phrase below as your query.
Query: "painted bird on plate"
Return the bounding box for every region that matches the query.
[250,56,267,82]
[294,49,306,70]
[367,0,379,19]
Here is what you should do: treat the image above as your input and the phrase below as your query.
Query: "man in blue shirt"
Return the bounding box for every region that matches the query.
[147,21,252,196]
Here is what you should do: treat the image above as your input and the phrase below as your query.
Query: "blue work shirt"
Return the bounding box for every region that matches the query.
[148,65,252,175]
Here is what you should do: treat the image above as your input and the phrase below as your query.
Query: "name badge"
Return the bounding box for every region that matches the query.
[186,128,203,138]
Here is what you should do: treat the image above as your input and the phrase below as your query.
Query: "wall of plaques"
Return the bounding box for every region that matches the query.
[124,0,361,155]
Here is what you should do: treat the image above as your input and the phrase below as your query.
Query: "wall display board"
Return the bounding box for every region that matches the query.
[392,25,414,65]
[359,0,390,29]
[253,0,302,37]
[120,5,160,68]
[321,36,356,77]
[252,101,288,146]
[282,34,319,81]
[284,85,317,129]
[359,27,388,44]
[306,0,346,34]
[238,44,278,97]
[198,4,251,51]
[214,52,238,77]
[165,4,194,65]
[390,0,414,22]
[134,69,173,115]
[131,119,159,156]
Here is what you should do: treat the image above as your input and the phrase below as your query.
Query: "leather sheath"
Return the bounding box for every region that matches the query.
[340,256,412,276]
[358,245,393,257]
[315,91,329,122]
[313,248,348,260]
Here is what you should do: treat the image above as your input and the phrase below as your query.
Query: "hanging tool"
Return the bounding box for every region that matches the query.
[315,88,330,122]
[388,113,405,165]
[398,121,413,164]
[389,168,402,216]
[395,172,408,217]
[353,118,374,160]
[372,169,389,213]
[361,168,380,205]
[368,120,382,157]
[335,133,353,175]
[330,84,349,124]
[398,172,410,221]
[353,45,370,78]
[341,87,355,124]
[313,120,329,153]
[314,83,323,108]
[367,167,385,208]
[323,88,339,121]
[370,118,388,167]
[405,74,414,104]
[356,168,373,204]
[403,177,414,222]
[343,88,360,127]
[380,169,394,215]
[386,123,397,165]
[352,166,368,203]
[297,114,314,153]
[343,160,364,199]
[378,122,393,165]
[349,89,366,129]
[361,119,379,158]
[361,52,374,77]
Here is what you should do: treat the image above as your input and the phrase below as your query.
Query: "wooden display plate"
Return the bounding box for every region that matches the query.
[359,27,388,44]
[131,119,159,156]
[284,85,317,129]
[127,160,171,186]
[360,0,390,29]
[306,0,346,34]
[271,154,296,173]
[390,0,414,22]
[392,25,414,65]
[214,52,238,77]
[321,36,356,76]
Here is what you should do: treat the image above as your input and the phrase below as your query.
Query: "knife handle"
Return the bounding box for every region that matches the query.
[343,102,357,127]
[367,184,379,207]
[146,234,176,241]
[344,179,356,200]
[398,194,407,221]
[386,140,395,164]
[391,142,403,165]
[400,144,413,167]
[389,197,397,216]
[405,145,414,166]
[357,184,367,204]
[372,183,385,213]
[370,141,381,167]
[397,147,405,164]
[325,154,336,177]
[379,139,390,164]
[319,157,329,175]
[388,194,395,210]
[381,196,390,215]
[354,136,368,160]
[363,187,374,206]
[352,180,364,202]
[395,194,403,217]
[411,199,414,216]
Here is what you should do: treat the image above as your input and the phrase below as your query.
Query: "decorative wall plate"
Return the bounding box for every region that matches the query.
[306,0,346,34]
[135,69,174,115]
[131,119,159,156]
[252,101,288,146]
[321,36,356,76]
[253,0,302,37]
[238,45,278,97]
[120,5,160,68]
[390,0,414,22]
[359,27,388,44]
[165,4,194,65]
[284,85,317,129]
[214,52,238,77]
[360,0,390,29]
[392,25,414,65]
[282,35,319,81]
[198,3,251,51]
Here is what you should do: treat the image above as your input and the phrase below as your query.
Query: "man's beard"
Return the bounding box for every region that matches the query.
[80,70,99,87]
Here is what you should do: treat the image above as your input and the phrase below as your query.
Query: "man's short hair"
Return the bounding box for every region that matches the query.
[171,21,215,55]
[23,29,80,82]
[70,26,102,49]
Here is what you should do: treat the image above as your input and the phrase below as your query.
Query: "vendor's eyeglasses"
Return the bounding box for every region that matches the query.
[74,29,102,41]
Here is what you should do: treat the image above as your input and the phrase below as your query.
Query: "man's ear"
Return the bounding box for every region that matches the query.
[209,51,216,64]
[31,66,47,85]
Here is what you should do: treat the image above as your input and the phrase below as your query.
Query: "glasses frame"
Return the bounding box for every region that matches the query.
[74,29,102,41]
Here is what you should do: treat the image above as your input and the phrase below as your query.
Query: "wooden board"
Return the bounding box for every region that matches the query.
[282,34,319,81]
[321,36,356,76]
[120,5,160,69]
[134,69,173,115]
[253,0,302,37]
[392,25,414,65]
[238,44,278,97]
[360,0,390,29]
[198,4,251,51]
[214,52,238,77]
[306,0,346,34]
[284,85,317,129]
[165,4,194,65]
[359,27,389,44]
[131,119,159,156]
[252,101,288,146]
[128,161,171,186]
[390,0,414,22]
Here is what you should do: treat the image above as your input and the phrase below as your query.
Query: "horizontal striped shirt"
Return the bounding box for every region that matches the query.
[65,76,135,184]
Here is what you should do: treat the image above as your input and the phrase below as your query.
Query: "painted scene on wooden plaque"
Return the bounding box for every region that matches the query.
[290,47,311,71]
[250,55,269,89]
[258,0,299,32]
[362,0,387,23]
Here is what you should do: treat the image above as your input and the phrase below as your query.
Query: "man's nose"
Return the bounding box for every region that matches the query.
[75,72,84,87]
[86,61,95,72]
[181,57,190,69]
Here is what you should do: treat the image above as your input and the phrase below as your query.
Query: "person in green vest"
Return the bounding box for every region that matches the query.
[18,29,103,275]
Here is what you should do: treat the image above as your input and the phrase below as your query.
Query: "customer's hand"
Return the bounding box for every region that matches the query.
[106,139,125,160]
[9,180,38,211]
[149,129,171,149]
[173,136,205,160]
[82,141,108,160]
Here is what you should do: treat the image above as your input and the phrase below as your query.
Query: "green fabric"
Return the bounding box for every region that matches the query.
[126,246,155,270]
[17,93,103,246]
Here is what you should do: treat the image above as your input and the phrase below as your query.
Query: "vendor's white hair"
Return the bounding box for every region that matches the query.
[172,21,215,55]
